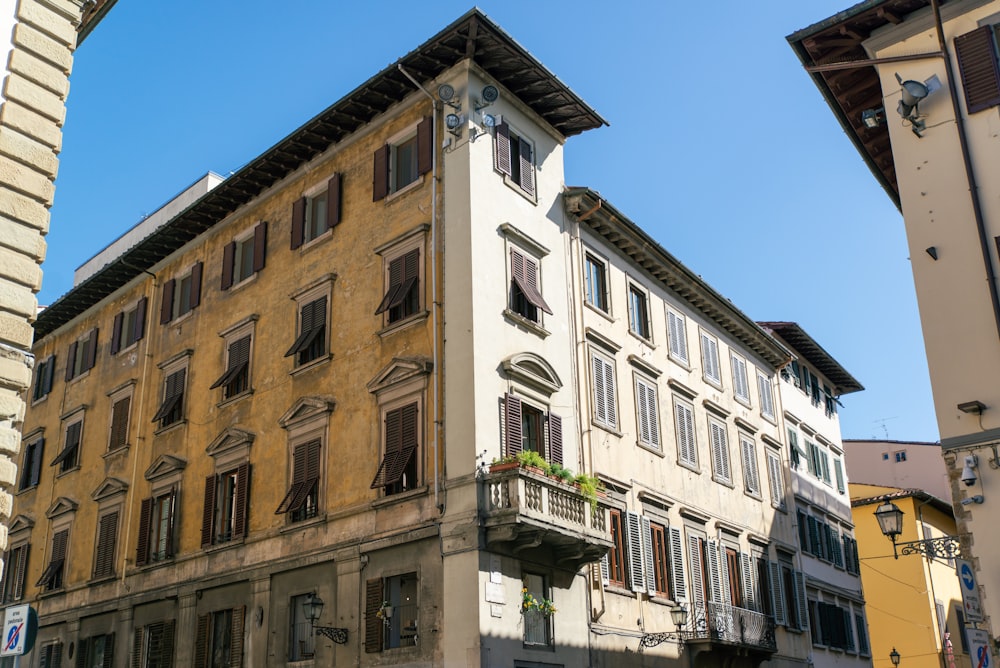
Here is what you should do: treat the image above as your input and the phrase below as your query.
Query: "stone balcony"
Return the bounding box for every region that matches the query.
[481,466,612,572]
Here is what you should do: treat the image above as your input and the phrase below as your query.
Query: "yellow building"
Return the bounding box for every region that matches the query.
[851,484,971,668]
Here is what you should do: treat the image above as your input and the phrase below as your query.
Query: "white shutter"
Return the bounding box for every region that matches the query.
[758,373,775,418]
[710,421,730,482]
[592,354,607,425]
[767,452,785,507]
[626,511,645,593]
[740,552,757,611]
[636,377,660,448]
[701,333,720,383]
[834,459,846,493]
[668,310,688,363]
[640,516,656,596]
[646,381,659,447]
[600,554,610,587]
[688,535,705,603]
[707,539,724,603]
[769,561,786,626]
[731,355,749,401]
[669,527,686,602]
[793,570,809,630]
[604,357,617,428]
[675,401,697,466]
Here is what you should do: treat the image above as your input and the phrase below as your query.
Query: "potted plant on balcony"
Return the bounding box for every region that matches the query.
[516,450,548,475]
[573,473,605,515]
[521,588,557,616]
[489,455,519,473]
[547,461,575,484]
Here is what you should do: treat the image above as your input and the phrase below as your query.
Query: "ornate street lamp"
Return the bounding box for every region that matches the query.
[303,594,349,644]
[874,497,966,561]
[889,647,901,667]
[639,603,691,651]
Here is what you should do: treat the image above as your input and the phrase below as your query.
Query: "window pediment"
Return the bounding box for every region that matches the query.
[206,427,255,457]
[501,352,562,396]
[279,397,336,430]
[9,515,34,534]
[91,477,129,502]
[45,496,79,519]
[366,357,432,395]
[145,454,187,482]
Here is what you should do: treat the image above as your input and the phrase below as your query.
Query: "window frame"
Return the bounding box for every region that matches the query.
[700,330,722,387]
[135,620,175,668]
[51,410,84,475]
[110,296,148,355]
[507,246,552,326]
[31,354,56,403]
[92,509,119,580]
[77,632,115,668]
[634,373,661,450]
[374,226,427,331]
[0,541,29,603]
[371,401,421,496]
[666,307,689,365]
[607,509,627,588]
[289,593,315,660]
[65,327,99,382]
[521,572,552,646]
[36,527,69,591]
[278,397,334,525]
[291,173,341,249]
[673,395,698,469]
[740,433,761,498]
[730,353,751,405]
[372,117,431,201]
[494,119,537,200]
[153,352,191,432]
[213,316,257,401]
[757,371,776,420]
[107,381,134,453]
[766,447,786,509]
[584,251,610,313]
[627,282,651,340]
[18,430,44,491]
[708,416,732,485]
[590,348,619,432]
[201,460,251,548]
[161,261,203,324]
[221,221,267,290]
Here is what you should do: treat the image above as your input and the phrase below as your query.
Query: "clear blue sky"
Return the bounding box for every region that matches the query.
[44,1,935,442]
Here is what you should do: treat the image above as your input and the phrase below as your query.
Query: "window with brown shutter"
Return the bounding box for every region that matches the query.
[285,297,327,365]
[955,26,1000,114]
[92,511,118,579]
[65,328,98,381]
[608,510,626,587]
[19,436,43,490]
[31,355,56,402]
[0,543,29,603]
[152,368,186,429]
[494,121,536,197]
[292,174,342,249]
[373,118,431,201]
[137,489,176,566]
[40,642,63,668]
[36,529,68,590]
[78,633,115,668]
[365,578,384,653]
[276,440,320,521]
[108,395,131,451]
[211,334,252,398]
[51,420,82,472]
[202,463,251,547]
[133,620,175,668]
[375,249,419,323]
[223,222,267,289]
[195,607,243,668]
[112,298,147,354]
[370,403,419,494]
[509,249,552,322]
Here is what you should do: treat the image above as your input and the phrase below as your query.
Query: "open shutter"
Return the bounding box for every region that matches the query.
[65,341,77,381]
[131,628,143,668]
[504,393,522,458]
[291,197,306,250]
[494,120,511,175]
[29,437,44,486]
[417,116,432,176]
[955,26,1000,113]
[230,606,245,668]
[769,562,786,625]
[600,554,610,586]
[161,620,176,667]
[592,355,607,424]
[794,570,809,630]
[133,297,147,343]
[76,639,89,668]
[365,578,384,652]
[221,241,236,290]
[189,262,203,309]
[84,328,99,371]
[194,614,209,668]
[111,312,124,354]
[834,459,845,493]
[625,511,645,593]
[669,527,686,602]
[372,145,389,201]
[136,497,152,566]
[101,634,114,668]
[201,475,216,548]
[547,413,562,465]
[688,536,705,603]
[717,543,731,604]
[160,279,175,324]
[233,463,250,540]
[740,553,757,611]
[252,221,267,272]
[11,544,28,601]
[518,137,535,195]
[640,516,656,596]
[706,540,723,602]
[327,173,342,228]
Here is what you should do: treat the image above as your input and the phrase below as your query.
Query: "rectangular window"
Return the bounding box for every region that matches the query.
[494,121,536,197]
[522,573,552,646]
[371,403,419,495]
[788,428,801,470]
[834,458,846,494]
[628,284,650,339]
[372,118,431,200]
[36,529,68,591]
[674,397,698,467]
[201,463,250,547]
[195,607,244,668]
[824,385,838,417]
[731,354,750,403]
[591,351,618,430]
[584,253,609,312]
[509,249,552,322]
[152,368,186,429]
[212,334,252,398]
[740,435,761,495]
[650,522,671,598]
[65,327,99,381]
[855,612,870,655]
[375,249,420,324]
[289,593,315,660]
[894,450,907,463]
[108,393,131,452]
[160,262,203,324]
[501,393,563,464]
[110,297,147,354]
[31,355,56,402]
[39,643,63,668]
[78,633,114,668]
[137,490,176,565]
[291,174,341,248]
[276,440,320,522]
[365,573,419,652]
[666,308,689,364]
[92,510,118,579]
[709,418,731,483]
[635,375,660,449]
[607,509,626,587]
[767,450,785,508]
[758,372,775,419]
[955,26,1000,114]
[0,543,29,603]
[135,620,175,668]
[700,331,721,385]
[51,419,82,473]
[221,222,266,290]
[19,435,43,490]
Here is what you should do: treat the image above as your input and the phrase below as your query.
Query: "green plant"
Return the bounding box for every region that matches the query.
[516,450,548,471]
[547,462,575,483]
[573,473,604,514]
[521,587,557,615]
[490,455,517,466]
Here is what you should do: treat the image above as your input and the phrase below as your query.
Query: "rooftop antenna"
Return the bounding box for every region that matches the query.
[873,416,898,440]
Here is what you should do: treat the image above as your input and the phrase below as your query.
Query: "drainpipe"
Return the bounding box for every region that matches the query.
[397,65,442,513]
[930,0,1000,341]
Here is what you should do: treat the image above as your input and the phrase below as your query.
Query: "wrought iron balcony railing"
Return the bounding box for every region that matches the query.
[688,601,777,651]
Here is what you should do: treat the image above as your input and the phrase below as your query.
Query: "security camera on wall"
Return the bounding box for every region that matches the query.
[961,455,978,487]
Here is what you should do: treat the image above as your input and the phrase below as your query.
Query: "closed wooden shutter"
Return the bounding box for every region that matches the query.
[111,311,124,354]
[955,26,1000,113]
[42,355,55,396]
[701,333,719,382]
[793,570,809,630]
[29,437,44,486]
[417,116,432,176]
[189,262,203,309]
[710,421,729,482]
[365,578,384,652]
[327,173,341,228]
[136,497,152,566]
[767,452,784,507]
[740,552,757,611]
[93,511,118,578]
[372,145,389,201]
[201,475,216,548]
[667,310,688,362]
[160,279,175,324]
[504,393,522,458]
[291,196,306,249]
[547,413,562,465]
[494,120,511,175]
[252,221,267,273]
[741,437,759,494]
[134,297,147,342]
[731,356,749,400]
[194,614,209,668]
[131,628,143,668]
[636,377,659,447]
[65,341,78,381]
[221,241,236,290]
[76,638,89,668]
[769,561,786,626]
[518,137,534,195]
[675,401,696,465]
[233,463,250,540]
[231,606,245,667]
[109,396,131,451]
[591,353,616,428]
[669,527,686,602]
[84,328,99,371]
